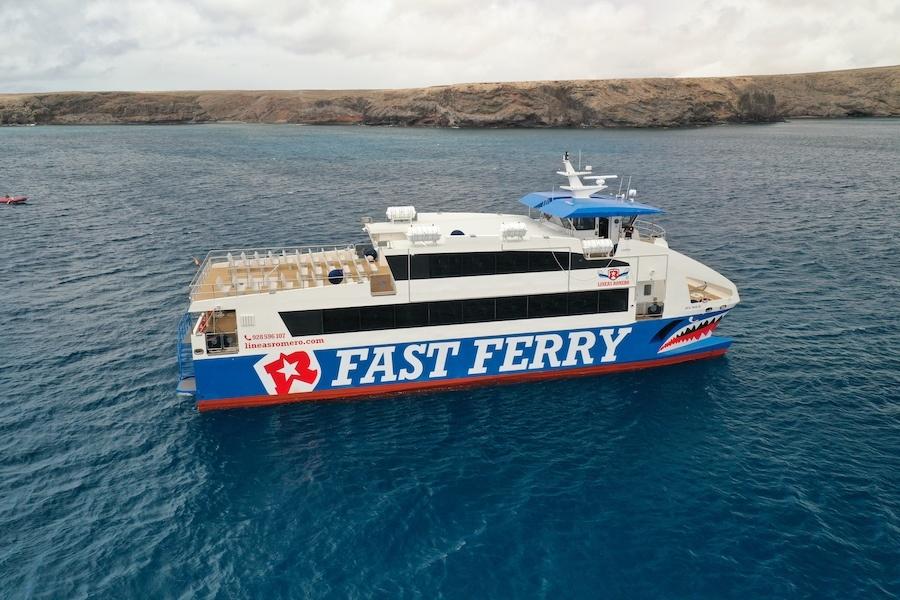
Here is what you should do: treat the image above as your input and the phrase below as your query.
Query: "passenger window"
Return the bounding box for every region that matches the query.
[528,293,568,317]
[323,307,361,334]
[462,298,495,323]
[598,289,629,313]
[527,252,560,272]
[279,310,324,336]
[409,255,430,280]
[360,305,396,331]
[428,301,463,325]
[461,252,496,276]
[568,291,599,315]
[495,252,529,274]
[495,296,528,320]
[386,255,408,281]
[395,303,428,328]
[430,253,462,278]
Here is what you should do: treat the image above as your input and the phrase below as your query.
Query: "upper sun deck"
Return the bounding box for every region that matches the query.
[187,154,668,304]
[188,244,397,303]
[366,211,575,251]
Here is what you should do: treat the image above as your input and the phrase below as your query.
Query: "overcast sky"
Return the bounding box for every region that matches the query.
[1,0,897,92]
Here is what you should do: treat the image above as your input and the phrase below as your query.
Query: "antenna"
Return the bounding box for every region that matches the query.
[578,150,582,170]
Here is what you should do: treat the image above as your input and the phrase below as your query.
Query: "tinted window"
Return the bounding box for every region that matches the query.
[598,289,629,313]
[528,251,560,272]
[395,303,428,328]
[428,301,462,325]
[495,251,529,274]
[279,310,324,336]
[386,255,408,280]
[495,296,528,320]
[360,305,395,331]
[430,253,462,278]
[322,307,360,334]
[528,293,568,318]
[572,217,595,231]
[462,298,495,323]
[553,251,570,270]
[409,255,430,280]
[568,291,599,315]
[461,252,495,276]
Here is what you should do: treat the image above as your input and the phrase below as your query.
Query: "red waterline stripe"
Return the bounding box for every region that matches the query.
[197,347,729,412]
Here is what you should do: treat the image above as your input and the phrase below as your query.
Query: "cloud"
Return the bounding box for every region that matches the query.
[0,0,897,91]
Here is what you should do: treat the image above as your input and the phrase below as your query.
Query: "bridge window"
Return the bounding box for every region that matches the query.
[572,217,595,231]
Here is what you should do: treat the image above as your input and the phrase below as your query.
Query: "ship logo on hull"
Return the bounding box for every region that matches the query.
[598,268,628,281]
[254,350,322,394]
[658,315,723,353]
[597,267,630,287]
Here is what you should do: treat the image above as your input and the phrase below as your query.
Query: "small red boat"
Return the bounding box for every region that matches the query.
[1,195,27,205]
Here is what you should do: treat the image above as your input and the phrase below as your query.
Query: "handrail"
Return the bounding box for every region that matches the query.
[188,243,385,301]
[633,219,666,239]
[176,313,195,379]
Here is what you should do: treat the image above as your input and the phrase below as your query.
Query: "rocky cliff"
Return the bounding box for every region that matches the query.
[1,65,897,127]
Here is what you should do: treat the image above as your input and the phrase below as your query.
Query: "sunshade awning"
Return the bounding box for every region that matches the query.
[519,192,663,218]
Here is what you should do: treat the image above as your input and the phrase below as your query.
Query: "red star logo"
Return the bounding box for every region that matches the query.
[263,351,319,394]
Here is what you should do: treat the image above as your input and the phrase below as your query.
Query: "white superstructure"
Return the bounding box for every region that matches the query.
[178,154,740,411]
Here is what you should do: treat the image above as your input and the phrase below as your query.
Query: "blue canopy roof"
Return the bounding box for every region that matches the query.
[519,192,662,218]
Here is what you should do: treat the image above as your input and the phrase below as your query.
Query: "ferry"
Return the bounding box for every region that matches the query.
[176,154,740,411]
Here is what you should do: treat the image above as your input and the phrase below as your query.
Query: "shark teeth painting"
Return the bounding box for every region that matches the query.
[658,314,724,353]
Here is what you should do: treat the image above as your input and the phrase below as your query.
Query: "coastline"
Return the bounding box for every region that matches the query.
[1,65,897,128]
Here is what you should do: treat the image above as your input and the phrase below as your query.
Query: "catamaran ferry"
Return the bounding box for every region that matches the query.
[176,154,740,411]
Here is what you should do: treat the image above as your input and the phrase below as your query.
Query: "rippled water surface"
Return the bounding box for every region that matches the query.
[2,121,899,598]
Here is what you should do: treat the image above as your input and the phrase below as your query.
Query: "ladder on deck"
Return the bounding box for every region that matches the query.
[176,313,195,381]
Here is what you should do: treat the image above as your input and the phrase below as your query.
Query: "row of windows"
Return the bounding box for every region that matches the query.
[279,289,629,336]
[385,251,627,281]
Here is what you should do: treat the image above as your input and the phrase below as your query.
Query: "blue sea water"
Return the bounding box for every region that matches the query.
[1,120,899,598]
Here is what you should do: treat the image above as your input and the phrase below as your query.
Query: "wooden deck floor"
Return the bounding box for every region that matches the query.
[191,249,394,301]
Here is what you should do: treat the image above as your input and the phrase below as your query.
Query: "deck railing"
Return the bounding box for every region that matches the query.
[633,220,666,240]
[189,243,386,301]
[175,313,195,380]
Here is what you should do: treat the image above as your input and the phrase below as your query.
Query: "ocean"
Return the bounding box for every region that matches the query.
[1,120,899,598]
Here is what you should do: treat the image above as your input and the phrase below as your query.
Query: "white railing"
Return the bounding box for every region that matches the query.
[633,219,666,240]
[189,243,383,301]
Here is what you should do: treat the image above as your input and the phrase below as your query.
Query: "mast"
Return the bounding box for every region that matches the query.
[557,152,617,198]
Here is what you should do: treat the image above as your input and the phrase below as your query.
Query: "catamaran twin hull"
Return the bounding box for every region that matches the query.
[190,310,730,411]
[179,155,739,411]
